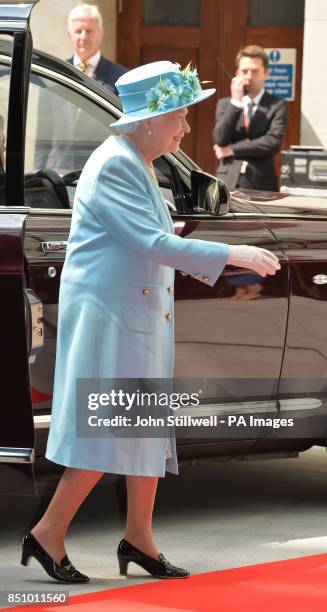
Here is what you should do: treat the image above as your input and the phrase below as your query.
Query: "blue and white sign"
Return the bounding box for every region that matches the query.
[265,48,296,101]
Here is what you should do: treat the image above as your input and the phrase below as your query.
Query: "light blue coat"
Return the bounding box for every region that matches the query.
[45,136,230,476]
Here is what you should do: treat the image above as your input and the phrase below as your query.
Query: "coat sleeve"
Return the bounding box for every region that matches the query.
[231,99,288,159]
[212,98,243,146]
[92,153,230,288]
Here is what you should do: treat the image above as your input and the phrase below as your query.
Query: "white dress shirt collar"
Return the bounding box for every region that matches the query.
[73,50,101,76]
[243,88,265,108]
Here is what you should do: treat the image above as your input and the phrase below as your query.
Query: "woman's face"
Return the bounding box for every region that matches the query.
[150,108,191,155]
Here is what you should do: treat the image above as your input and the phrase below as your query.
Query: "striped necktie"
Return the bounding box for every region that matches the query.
[244,101,255,131]
[79,62,88,73]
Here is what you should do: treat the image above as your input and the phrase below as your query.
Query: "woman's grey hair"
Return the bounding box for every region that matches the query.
[119,121,143,134]
[68,4,103,30]
[118,121,149,135]
[117,115,165,134]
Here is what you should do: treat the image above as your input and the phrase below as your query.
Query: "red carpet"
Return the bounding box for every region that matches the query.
[5,553,327,611]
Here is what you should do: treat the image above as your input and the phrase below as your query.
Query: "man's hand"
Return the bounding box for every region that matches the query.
[213,144,233,160]
[231,75,246,101]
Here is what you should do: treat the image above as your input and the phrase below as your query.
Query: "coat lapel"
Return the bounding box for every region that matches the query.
[249,91,269,134]
[120,137,174,233]
[235,108,248,136]
[146,174,174,233]
[94,56,106,80]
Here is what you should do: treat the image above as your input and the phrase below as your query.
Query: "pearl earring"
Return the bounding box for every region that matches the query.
[147,129,152,136]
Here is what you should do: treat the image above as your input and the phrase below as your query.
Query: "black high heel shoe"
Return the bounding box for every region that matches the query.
[21,532,89,583]
[117,538,190,579]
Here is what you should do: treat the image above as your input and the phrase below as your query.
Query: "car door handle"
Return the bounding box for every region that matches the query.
[313,274,327,285]
[41,241,67,253]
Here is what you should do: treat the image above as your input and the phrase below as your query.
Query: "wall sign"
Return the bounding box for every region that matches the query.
[264,48,296,101]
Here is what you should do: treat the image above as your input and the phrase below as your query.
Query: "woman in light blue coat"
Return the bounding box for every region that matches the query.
[22,61,280,583]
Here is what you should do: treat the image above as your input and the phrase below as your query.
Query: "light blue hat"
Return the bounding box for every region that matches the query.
[111,60,216,127]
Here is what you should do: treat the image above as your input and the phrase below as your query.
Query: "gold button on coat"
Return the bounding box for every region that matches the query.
[142,287,150,294]
[167,286,173,293]
[165,313,172,321]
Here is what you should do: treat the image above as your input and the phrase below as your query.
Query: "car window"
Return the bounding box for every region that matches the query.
[0,64,9,169]
[25,72,116,175]
[0,39,14,202]
[24,71,118,208]
[24,70,192,211]
[153,156,193,213]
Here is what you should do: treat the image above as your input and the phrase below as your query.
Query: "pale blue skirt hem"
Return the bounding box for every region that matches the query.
[45,451,179,477]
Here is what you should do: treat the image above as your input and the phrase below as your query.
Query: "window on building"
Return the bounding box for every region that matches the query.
[143,0,200,26]
[248,0,304,27]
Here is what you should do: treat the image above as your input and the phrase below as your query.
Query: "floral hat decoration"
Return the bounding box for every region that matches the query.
[111,60,215,127]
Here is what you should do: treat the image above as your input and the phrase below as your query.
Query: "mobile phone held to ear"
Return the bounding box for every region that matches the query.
[216,57,250,97]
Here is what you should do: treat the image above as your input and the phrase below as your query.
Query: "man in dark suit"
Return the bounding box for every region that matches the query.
[34,4,127,172]
[67,4,127,94]
[212,45,288,191]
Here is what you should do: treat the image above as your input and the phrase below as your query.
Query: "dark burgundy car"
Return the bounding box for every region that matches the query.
[1,2,327,495]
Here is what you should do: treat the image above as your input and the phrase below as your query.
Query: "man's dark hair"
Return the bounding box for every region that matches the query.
[236,45,269,71]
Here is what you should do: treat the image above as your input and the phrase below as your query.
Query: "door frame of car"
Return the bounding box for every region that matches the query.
[0,1,39,494]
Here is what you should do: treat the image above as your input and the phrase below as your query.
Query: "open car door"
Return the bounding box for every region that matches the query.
[0,1,42,494]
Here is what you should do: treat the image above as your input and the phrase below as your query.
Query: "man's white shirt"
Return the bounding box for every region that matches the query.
[73,50,101,77]
[230,88,265,118]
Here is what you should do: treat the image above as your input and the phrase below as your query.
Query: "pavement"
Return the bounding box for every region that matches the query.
[1,445,327,607]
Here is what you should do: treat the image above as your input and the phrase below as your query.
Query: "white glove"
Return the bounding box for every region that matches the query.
[227,245,281,277]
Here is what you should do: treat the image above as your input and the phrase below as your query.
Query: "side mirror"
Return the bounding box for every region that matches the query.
[191,170,230,215]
